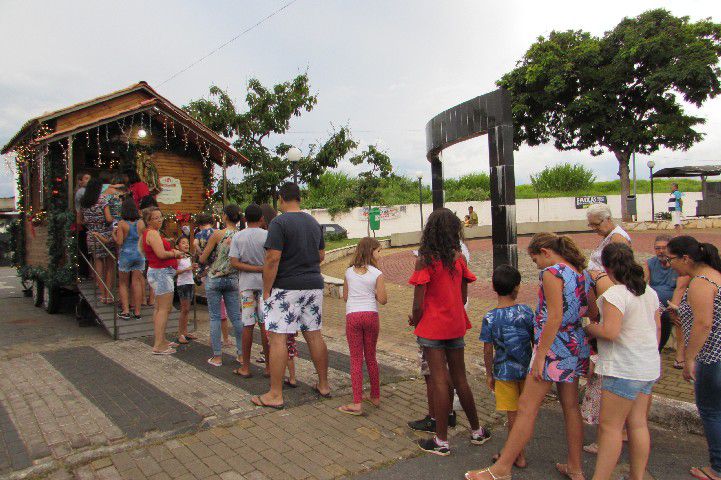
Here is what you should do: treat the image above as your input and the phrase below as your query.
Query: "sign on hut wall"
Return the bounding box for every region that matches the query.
[157,176,182,204]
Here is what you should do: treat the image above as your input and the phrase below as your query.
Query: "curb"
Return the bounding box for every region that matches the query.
[649,394,702,435]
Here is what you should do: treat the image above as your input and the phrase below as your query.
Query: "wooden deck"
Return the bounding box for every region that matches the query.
[77,280,195,340]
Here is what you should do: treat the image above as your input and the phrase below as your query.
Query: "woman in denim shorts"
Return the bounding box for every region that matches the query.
[141,207,182,355]
[585,243,661,480]
[113,196,145,320]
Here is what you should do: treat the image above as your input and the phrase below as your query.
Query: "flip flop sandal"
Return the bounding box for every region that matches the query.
[185,333,198,340]
[284,378,298,388]
[251,395,284,410]
[207,358,222,367]
[583,443,598,454]
[233,369,252,378]
[690,467,720,480]
[555,463,585,480]
[337,405,363,416]
[313,385,332,398]
[176,336,189,345]
[152,347,176,355]
[673,360,685,369]
[464,467,511,480]
[364,398,380,408]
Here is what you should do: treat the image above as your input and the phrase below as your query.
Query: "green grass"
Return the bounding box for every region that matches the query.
[515,178,704,199]
[325,236,390,252]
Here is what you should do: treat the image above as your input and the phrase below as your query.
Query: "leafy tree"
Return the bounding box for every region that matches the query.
[349,145,393,235]
[498,9,721,219]
[184,74,357,205]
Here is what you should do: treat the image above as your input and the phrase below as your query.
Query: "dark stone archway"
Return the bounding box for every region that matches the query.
[425,88,517,268]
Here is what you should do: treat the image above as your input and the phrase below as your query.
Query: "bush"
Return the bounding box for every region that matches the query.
[324,231,348,242]
[444,173,490,202]
[530,163,596,193]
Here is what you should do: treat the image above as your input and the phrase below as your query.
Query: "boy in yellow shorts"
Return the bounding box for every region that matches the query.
[480,265,534,468]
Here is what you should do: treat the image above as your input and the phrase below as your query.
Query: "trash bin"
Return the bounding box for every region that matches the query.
[369,207,381,231]
[626,195,637,216]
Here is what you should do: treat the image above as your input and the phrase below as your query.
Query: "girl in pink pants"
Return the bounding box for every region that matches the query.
[338,237,388,416]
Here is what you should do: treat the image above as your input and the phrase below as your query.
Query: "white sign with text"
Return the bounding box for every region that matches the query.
[157,176,182,204]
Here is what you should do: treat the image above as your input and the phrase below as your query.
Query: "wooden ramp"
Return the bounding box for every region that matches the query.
[77,280,194,340]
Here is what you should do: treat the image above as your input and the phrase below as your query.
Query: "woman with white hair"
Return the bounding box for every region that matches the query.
[586,203,631,272]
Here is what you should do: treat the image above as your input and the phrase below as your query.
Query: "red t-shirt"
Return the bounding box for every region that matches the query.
[130,182,151,208]
[143,230,178,269]
[409,256,476,340]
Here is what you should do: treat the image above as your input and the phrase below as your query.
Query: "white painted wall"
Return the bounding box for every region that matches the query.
[305,192,703,239]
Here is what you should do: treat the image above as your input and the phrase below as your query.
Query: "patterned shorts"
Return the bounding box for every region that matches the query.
[241,289,264,327]
[263,289,323,334]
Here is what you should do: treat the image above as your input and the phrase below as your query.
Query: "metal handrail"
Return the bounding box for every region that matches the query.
[78,249,118,340]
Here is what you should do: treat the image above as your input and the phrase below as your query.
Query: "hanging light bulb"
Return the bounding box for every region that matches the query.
[137,129,147,138]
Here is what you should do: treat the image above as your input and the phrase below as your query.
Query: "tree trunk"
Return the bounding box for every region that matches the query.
[614,150,631,222]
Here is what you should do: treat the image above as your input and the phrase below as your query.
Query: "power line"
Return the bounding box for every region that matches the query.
[158,0,301,87]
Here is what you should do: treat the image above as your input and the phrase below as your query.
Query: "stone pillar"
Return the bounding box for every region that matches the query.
[488,123,517,269]
[431,154,444,210]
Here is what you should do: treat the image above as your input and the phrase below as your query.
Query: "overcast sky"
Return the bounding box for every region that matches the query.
[1,0,721,197]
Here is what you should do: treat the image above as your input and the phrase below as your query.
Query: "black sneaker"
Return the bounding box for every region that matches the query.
[448,410,457,428]
[408,415,435,433]
[470,426,492,445]
[117,312,132,321]
[132,313,141,320]
[417,437,450,456]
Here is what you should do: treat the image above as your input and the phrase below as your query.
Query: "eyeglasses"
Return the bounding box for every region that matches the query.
[666,255,679,263]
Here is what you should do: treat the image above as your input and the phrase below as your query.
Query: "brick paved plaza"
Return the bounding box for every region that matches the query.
[0,229,715,480]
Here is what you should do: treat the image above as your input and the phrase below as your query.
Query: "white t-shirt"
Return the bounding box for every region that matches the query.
[595,284,660,381]
[176,257,194,286]
[588,225,631,272]
[345,265,383,314]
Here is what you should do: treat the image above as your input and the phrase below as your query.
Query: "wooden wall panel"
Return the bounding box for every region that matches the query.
[25,222,49,267]
[54,91,153,132]
[152,151,206,214]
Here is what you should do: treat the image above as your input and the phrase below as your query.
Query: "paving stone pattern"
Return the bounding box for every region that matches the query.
[74,379,502,480]
[97,340,258,420]
[42,347,203,438]
[154,340,323,408]
[0,402,31,474]
[0,353,124,462]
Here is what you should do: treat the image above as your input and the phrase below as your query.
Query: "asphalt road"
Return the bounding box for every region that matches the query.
[357,407,709,480]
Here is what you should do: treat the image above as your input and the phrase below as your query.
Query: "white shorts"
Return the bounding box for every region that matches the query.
[263,288,323,334]
[241,289,264,327]
[671,210,682,226]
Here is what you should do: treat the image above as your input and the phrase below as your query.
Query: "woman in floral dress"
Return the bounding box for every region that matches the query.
[80,178,115,304]
[467,232,594,480]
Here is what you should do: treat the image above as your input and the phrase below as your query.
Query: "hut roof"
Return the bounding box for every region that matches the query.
[1,81,247,166]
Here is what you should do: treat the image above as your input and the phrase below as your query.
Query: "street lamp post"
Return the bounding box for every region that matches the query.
[287,146,302,184]
[647,160,656,221]
[416,171,424,230]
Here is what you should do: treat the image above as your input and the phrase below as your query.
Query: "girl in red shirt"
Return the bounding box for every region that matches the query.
[409,208,490,456]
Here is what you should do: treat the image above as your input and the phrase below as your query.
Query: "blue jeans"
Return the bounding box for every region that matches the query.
[695,360,721,476]
[206,274,241,356]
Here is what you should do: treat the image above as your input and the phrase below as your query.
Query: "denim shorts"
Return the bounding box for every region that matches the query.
[602,375,655,401]
[176,284,194,301]
[417,336,465,349]
[147,267,175,296]
[118,253,145,272]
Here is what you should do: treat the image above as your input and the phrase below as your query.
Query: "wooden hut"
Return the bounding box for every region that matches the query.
[2,81,246,338]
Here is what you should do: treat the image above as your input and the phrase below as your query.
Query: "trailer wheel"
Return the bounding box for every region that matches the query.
[32,279,44,307]
[43,286,61,314]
